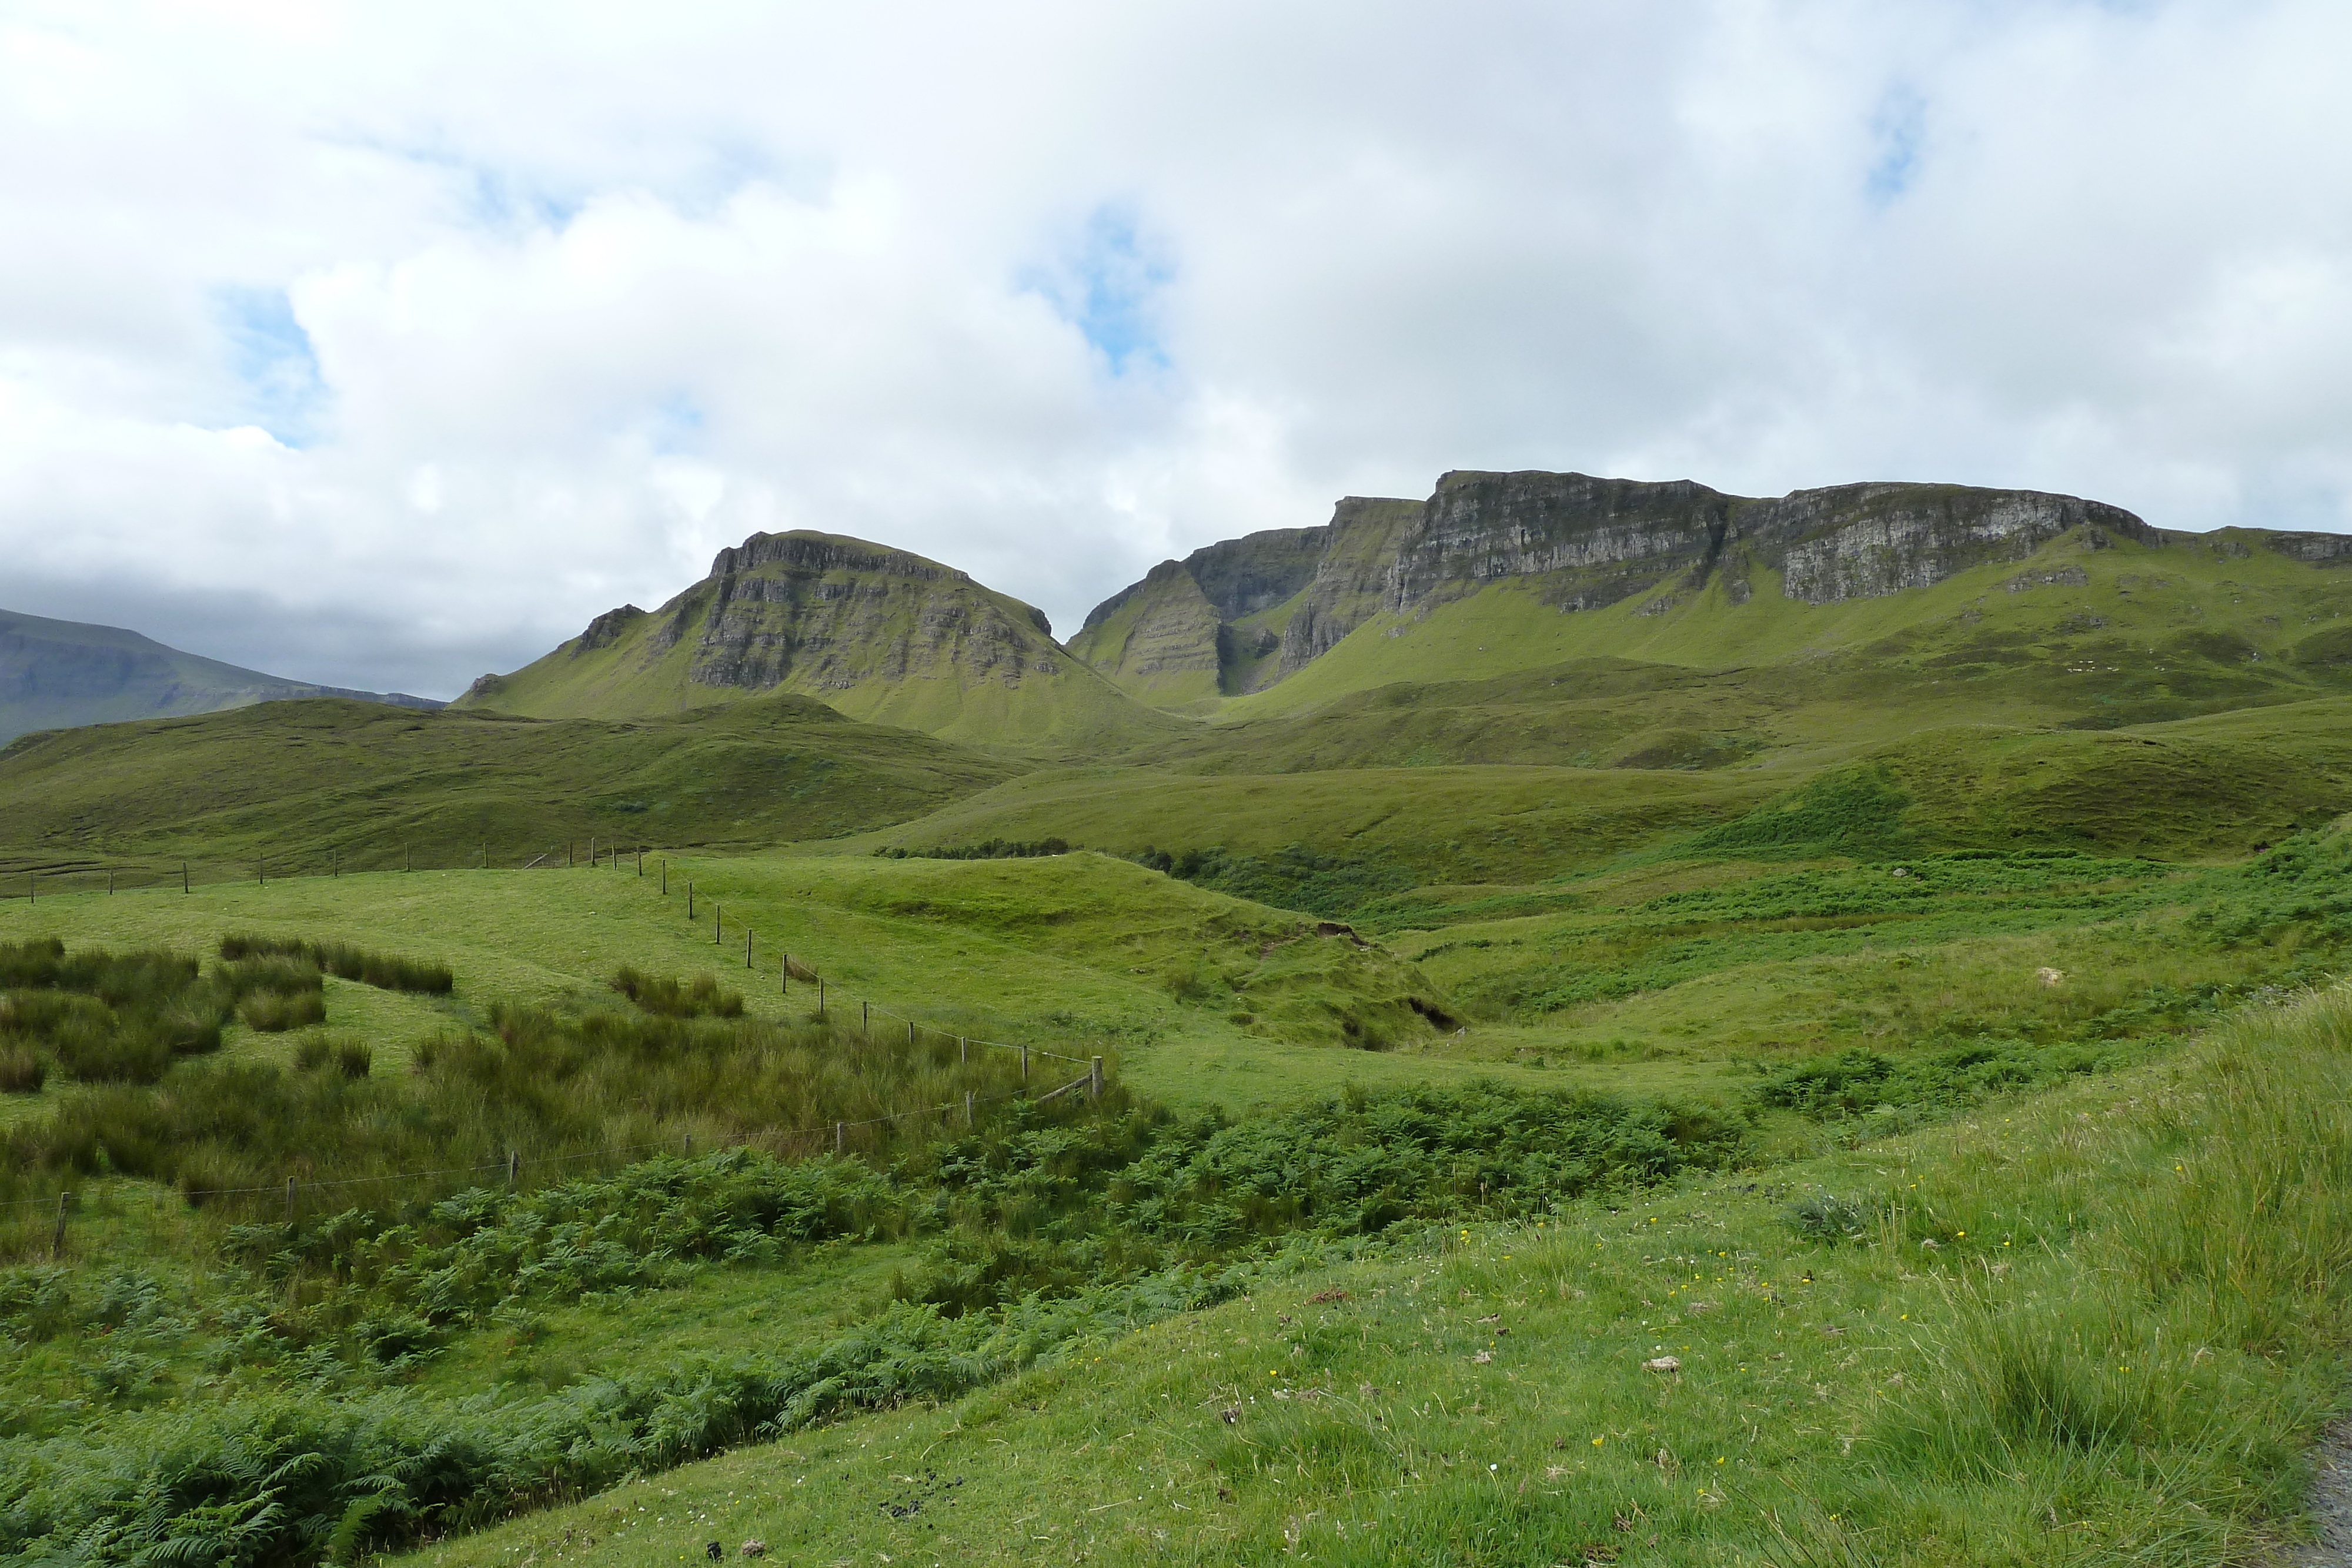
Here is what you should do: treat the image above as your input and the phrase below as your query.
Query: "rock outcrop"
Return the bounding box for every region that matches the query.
[462,530,1161,750]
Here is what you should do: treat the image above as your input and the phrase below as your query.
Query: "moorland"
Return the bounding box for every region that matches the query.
[4,470,2352,1566]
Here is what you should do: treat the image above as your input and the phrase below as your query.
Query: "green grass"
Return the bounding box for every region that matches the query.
[0,691,1013,877]
[373,979,2352,1567]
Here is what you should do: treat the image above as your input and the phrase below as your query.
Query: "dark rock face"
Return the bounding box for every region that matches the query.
[624,530,1054,701]
[573,605,646,654]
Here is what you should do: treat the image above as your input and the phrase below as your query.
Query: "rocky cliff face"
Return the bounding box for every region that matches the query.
[1074,470,2219,706]
[466,530,1160,750]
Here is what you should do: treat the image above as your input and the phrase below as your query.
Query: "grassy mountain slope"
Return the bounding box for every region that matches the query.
[0,693,1012,868]
[461,531,1173,754]
[0,607,436,745]
[1228,524,2352,724]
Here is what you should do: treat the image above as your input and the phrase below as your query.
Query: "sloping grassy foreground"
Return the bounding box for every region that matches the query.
[390,984,2352,1567]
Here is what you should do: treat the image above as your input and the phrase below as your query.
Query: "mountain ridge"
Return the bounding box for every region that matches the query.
[1074,470,2352,710]
[0,606,441,746]
[457,529,1173,753]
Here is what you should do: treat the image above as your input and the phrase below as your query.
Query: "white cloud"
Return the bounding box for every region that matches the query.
[2,0,2350,696]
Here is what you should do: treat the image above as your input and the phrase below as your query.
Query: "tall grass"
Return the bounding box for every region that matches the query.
[1857,984,2352,1563]
[218,934,453,995]
[0,990,1058,1243]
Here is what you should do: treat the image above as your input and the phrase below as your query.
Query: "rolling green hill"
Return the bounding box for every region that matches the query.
[458,531,1174,755]
[0,692,1012,873]
[0,606,439,745]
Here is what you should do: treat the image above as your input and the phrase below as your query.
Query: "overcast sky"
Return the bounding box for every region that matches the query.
[4,1,2348,697]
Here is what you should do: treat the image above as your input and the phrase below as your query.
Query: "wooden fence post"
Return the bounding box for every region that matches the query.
[965,1090,975,1128]
[713,904,721,944]
[682,1132,691,1157]
[661,860,667,894]
[834,1121,844,1154]
[406,845,412,872]
[182,861,189,895]
[861,1001,870,1035]
[285,1176,296,1224]
[780,953,789,994]
[107,870,113,895]
[1020,1045,1028,1082]
[1090,1057,1104,1100]
[480,839,487,868]
[959,1035,967,1065]
[908,1019,915,1046]
[746,927,753,968]
[687,881,694,918]
[817,978,825,1015]
[507,1149,519,1189]
[51,1191,69,1261]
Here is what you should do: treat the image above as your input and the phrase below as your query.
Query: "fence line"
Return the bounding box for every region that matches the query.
[0,842,1103,1070]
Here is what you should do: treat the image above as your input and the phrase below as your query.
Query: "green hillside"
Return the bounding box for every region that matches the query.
[0,606,437,745]
[461,530,1173,755]
[1225,523,2352,728]
[0,693,1012,874]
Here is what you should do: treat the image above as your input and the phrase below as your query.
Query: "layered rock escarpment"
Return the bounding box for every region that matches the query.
[469,529,1154,748]
[1074,469,2317,704]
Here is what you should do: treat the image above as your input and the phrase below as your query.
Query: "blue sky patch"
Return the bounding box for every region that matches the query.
[1866,85,1927,206]
[1026,204,1173,376]
[214,285,328,446]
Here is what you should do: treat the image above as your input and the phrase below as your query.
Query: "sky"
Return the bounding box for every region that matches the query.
[4,0,2350,698]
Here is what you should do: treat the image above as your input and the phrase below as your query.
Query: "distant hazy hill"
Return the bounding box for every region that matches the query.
[0,607,440,745]
[456,530,1173,753]
[1072,470,2352,726]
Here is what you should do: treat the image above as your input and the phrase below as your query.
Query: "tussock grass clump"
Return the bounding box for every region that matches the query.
[0,974,1044,1223]
[239,989,326,1032]
[0,1041,46,1093]
[876,836,1071,861]
[218,934,453,995]
[610,965,744,1018]
[215,953,322,999]
[0,940,227,1092]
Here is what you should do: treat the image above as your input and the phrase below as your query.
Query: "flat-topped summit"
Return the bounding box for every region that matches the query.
[1073,470,2351,707]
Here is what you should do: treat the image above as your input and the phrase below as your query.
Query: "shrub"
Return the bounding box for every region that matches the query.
[292,1034,332,1072]
[239,991,327,1032]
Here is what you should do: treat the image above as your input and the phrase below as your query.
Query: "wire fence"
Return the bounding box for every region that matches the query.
[0,842,1117,1259]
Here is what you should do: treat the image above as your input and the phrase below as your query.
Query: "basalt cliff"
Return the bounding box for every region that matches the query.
[457,530,1164,750]
[1071,470,2352,706]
